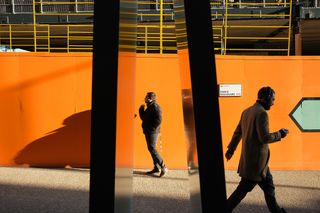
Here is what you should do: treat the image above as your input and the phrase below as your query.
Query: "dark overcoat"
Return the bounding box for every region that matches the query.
[227,102,282,181]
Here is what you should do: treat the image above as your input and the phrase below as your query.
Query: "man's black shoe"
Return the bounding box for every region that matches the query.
[159,166,168,177]
[146,168,160,175]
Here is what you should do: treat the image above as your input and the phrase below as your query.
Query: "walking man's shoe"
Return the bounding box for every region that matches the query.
[146,168,160,175]
[159,166,168,177]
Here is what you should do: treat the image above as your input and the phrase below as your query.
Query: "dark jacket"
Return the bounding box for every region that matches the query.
[227,102,282,181]
[139,101,162,134]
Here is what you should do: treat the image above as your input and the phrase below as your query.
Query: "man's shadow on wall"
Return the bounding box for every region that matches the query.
[14,110,91,168]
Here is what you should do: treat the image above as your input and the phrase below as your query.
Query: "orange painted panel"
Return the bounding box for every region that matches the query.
[134,54,188,169]
[0,52,92,167]
[0,53,319,170]
[134,55,320,170]
[214,56,320,170]
[116,52,136,168]
[177,49,192,89]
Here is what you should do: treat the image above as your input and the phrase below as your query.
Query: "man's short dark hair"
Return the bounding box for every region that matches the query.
[258,86,274,101]
[146,92,156,100]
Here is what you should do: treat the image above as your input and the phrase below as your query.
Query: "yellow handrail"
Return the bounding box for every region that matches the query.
[0,0,293,55]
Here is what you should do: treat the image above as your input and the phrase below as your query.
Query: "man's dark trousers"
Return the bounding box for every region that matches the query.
[227,168,283,213]
[145,133,164,169]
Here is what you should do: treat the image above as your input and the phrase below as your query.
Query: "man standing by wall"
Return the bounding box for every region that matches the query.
[139,92,168,177]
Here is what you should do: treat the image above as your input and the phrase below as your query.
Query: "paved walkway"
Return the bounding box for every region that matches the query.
[133,169,320,213]
[0,167,89,213]
[0,167,319,213]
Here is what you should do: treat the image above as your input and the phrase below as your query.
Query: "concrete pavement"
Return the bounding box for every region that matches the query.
[133,169,320,213]
[0,167,319,213]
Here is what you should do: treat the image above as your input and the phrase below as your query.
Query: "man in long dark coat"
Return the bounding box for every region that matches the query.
[225,86,289,213]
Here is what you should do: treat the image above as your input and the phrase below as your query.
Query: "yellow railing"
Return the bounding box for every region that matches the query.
[137,24,176,53]
[0,24,93,52]
[0,0,293,55]
[222,1,292,55]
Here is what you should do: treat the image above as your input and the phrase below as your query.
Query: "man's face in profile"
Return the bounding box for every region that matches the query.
[144,95,153,104]
[265,93,275,110]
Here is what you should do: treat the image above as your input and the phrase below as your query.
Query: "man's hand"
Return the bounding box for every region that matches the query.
[138,104,145,119]
[225,150,233,161]
[279,128,289,138]
[139,104,145,110]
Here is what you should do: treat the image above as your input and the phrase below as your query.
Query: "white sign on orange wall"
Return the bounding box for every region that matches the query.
[218,84,242,97]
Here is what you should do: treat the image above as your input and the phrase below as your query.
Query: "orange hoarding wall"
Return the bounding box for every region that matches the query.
[134,54,188,169]
[116,52,136,168]
[134,54,320,170]
[0,52,93,167]
[215,56,320,170]
[0,52,137,168]
[0,53,319,170]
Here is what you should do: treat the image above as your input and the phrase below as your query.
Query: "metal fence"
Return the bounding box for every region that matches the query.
[0,0,94,14]
[0,0,299,54]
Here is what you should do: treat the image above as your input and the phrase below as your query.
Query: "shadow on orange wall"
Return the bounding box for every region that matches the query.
[1,53,320,170]
[14,110,91,168]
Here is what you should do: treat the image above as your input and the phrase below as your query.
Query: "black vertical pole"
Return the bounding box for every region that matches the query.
[89,0,119,212]
[183,0,227,212]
